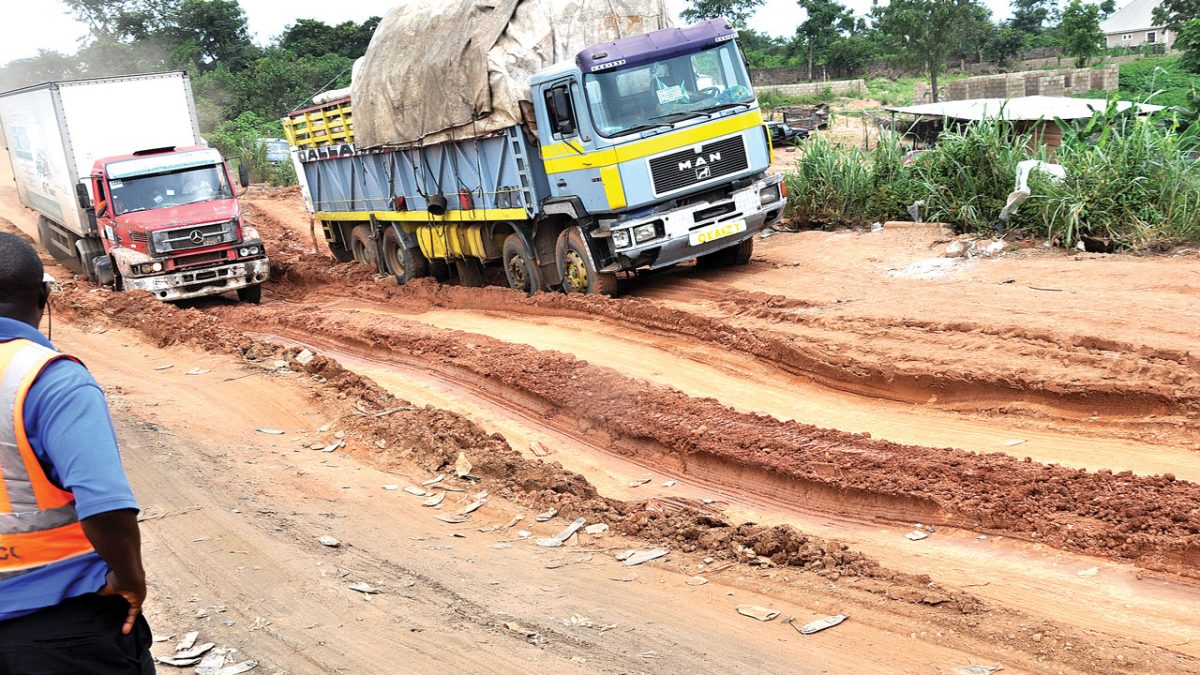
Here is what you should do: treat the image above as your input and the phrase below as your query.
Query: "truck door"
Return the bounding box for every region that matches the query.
[92,176,117,250]
[539,78,614,214]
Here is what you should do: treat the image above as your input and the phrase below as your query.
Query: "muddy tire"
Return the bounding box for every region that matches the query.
[382,227,428,284]
[328,239,354,263]
[455,259,486,287]
[696,237,754,269]
[348,225,377,269]
[428,259,451,282]
[502,234,543,296]
[237,284,262,304]
[555,227,617,296]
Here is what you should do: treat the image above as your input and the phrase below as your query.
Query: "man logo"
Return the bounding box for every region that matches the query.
[677,151,722,172]
[695,166,711,180]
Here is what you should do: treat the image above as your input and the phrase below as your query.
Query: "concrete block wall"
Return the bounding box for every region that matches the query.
[754,79,865,98]
[927,64,1119,102]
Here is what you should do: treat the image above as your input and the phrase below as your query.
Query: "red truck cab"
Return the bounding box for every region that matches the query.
[89,145,269,302]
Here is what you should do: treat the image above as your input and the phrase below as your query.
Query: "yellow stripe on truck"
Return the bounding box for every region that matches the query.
[540,110,765,175]
[599,166,626,210]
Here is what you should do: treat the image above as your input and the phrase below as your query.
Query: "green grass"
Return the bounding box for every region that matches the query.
[864,73,969,106]
[784,112,1200,249]
[1078,56,1200,108]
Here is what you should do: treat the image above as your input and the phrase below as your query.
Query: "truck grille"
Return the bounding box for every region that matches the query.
[153,221,236,254]
[649,135,749,196]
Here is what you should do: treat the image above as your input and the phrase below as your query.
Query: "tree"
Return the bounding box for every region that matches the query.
[1177,18,1200,72]
[797,0,854,80]
[1009,0,1057,35]
[0,50,81,91]
[872,0,986,102]
[279,17,382,60]
[984,26,1027,67]
[1059,0,1103,68]
[1152,0,1200,31]
[681,0,766,27]
[823,35,878,76]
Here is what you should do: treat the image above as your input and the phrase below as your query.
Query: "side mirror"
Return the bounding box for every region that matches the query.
[75,182,92,210]
[551,88,576,136]
[238,162,251,188]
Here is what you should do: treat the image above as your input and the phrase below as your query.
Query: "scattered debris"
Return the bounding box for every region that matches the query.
[545,553,593,569]
[535,508,558,522]
[628,476,652,487]
[1077,567,1099,577]
[173,643,215,660]
[502,621,540,644]
[215,661,258,675]
[316,422,332,432]
[687,576,709,586]
[321,439,344,453]
[457,499,487,516]
[792,614,848,635]
[422,474,445,486]
[156,655,204,667]
[174,631,199,652]
[186,368,210,376]
[422,492,445,507]
[154,364,174,371]
[906,530,929,541]
[348,582,378,594]
[951,666,1003,675]
[255,428,285,435]
[622,548,670,566]
[565,615,617,632]
[736,605,779,622]
[536,517,586,548]
[318,535,340,548]
[661,480,677,488]
[382,484,399,491]
[294,349,315,366]
[1002,439,1027,447]
[403,486,427,496]
[517,530,531,538]
[454,452,473,478]
[434,514,469,524]
[583,523,609,536]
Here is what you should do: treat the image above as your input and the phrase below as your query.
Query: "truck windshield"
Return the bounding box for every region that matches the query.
[109,164,232,215]
[583,42,754,138]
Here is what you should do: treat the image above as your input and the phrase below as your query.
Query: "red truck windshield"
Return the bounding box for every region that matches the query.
[109,164,232,215]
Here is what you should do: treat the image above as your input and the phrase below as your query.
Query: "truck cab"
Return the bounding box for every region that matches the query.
[529,19,783,275]
[87,145,269,302]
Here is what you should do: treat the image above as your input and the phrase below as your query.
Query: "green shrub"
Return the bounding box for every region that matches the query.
[205,111,296,187]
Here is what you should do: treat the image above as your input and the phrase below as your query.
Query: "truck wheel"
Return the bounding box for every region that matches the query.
[328,239,354,263]
[697,237,754,269]
[237,284,262,304]
[454,259,486,287]
[502,234,542,295]
[382,227,428,284]
[349,226,377,269]
[556,227,617,296]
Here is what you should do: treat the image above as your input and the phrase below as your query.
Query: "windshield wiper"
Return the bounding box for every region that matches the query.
[648,111,706,124]
[119,207,152,214]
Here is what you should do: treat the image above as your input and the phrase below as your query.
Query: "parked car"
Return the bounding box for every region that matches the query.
[766,120,808,146]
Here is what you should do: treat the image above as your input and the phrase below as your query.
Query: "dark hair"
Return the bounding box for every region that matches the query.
[0,232,45,309]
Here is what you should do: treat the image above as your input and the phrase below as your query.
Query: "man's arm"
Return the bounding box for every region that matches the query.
[81,510,146,635]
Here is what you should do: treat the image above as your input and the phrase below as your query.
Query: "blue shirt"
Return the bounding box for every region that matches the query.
[0,317,139,621]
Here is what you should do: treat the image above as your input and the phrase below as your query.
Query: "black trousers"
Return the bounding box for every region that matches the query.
[0,594,153,675]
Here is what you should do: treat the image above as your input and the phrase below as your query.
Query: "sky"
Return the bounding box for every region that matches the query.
[2,0,1030,65]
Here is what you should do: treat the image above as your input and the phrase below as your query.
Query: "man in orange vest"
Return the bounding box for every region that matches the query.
[0,232,152,673]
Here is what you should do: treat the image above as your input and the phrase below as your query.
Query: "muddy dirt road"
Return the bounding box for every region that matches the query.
[2,169,1199,673]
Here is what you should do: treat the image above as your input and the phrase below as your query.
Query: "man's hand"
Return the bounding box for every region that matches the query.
[97,569,146,635]
[80,509,147,635]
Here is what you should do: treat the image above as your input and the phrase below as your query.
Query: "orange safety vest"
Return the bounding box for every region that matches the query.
[0,339,94,580]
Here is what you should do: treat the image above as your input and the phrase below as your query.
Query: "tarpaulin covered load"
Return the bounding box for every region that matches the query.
[351,0,673,149]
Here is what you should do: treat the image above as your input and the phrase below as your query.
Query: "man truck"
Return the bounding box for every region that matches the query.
[284,8,783,295]
[0,72,269,302]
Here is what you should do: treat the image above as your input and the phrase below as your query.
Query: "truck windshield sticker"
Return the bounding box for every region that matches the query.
[656,85,684,105]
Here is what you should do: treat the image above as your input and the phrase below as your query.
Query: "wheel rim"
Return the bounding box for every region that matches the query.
[353,239,368,265]
[563,249,588,293]
[507,253,529,292]
[386,243,405,277]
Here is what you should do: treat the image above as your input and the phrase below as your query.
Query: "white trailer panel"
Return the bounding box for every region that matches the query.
[0,72,202,238]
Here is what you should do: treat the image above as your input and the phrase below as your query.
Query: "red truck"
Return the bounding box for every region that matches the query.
[0,72,269,302]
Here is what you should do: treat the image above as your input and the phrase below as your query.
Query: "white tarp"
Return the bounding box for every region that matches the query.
[351,0,673,148]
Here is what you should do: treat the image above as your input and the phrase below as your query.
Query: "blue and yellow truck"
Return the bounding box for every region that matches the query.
[284,16,783,295]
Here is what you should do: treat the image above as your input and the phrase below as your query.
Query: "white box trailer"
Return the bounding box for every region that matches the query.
[0,71,201,244]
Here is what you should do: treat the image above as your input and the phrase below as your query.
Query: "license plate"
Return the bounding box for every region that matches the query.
[689,219,746,246]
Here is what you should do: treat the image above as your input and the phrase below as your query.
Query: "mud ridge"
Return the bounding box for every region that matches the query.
[203,299,1200,576]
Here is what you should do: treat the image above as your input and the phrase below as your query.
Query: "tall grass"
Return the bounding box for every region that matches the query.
[783,110,1200,249]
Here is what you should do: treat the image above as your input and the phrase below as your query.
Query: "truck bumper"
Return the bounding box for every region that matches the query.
[124,258,271,302]
[603,174,785,272]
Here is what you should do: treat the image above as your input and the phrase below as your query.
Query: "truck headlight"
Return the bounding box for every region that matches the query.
[633,223,659,244]
[760,184,781,205]
[151,262,163,272]
[611,229,631,249]
[239,247,250,257]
